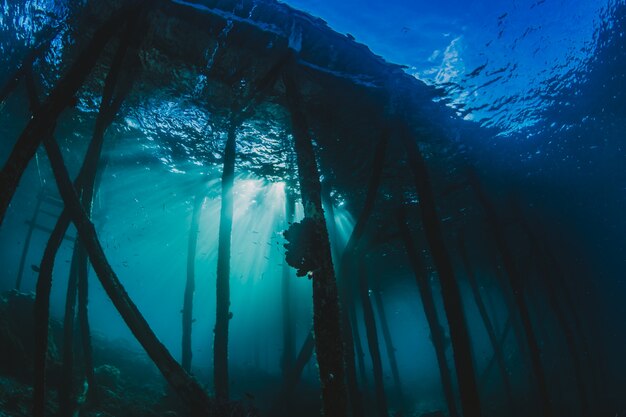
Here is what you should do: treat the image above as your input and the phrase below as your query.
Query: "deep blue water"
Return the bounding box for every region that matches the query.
[0,0,625,416]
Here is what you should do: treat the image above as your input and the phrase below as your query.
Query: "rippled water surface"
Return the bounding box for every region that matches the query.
[0,1,625,416]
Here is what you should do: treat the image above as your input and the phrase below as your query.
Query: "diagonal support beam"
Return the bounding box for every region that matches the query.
[0,2,142,227]
[42,133,215,416]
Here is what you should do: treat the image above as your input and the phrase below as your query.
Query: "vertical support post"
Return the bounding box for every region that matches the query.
[350,301,369,392]
[76,245,95,401]
[513,210,591,417]
[323,186,364,417]
[336,132,389,415]
[283,68,347,417]
[15,187,44,289]
[457,230,516,414]
[182,194,203,372]
[372,285,407,412]
[272,327,316,415]
[467,168,551,417]
[400,126,482,417]
[34,212,70,417]
[58,248,80,417]
[479,315,513,386]
[397,206,460,417]
[356,259,388,417]
[214,122,237,401]
[282,187,296,376]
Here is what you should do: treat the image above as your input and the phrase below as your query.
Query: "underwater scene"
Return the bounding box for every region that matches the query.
[0,0,625,416]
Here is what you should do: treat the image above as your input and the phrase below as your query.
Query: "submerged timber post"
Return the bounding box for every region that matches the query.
[457,230,516,415]
[24,62,89,415]
[214,122,237,401]
[479,314,513,386]
[512,207,591,417]
[273,326,316,413]
[15,187,44,290]
[396,206,459,417]
[275,130,389,415]
[336,133,389,416]
[41,132,214,416]
[30,8,143,411]
[466,168,552,417]
[323,187,364,417]
[350,303,369,392]
[0,38,52,104]
[283,67,347,417]
[399,125,482,417]
[372,285,406,412]
[281,187,296,376]
[0,2,142,227]
[76,245,95,401]
[356,259,389,417]
[212,49,292,402]
[182,194,203,373]
[77,11,146,404]
[206,44,296,400]
[58,247,80,417]
[34,212,71,417]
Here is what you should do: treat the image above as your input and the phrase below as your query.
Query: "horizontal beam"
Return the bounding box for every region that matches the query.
[25,220,75,242]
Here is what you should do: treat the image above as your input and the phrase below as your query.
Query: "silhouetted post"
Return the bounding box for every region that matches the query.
[214,122,237,401]
[58,248,79,417]
[397,205,459,417]
[279,187,297,415]
[76,246,95,401]
[400,124,482,417]
[479,315,512,386]
[351,303,369,391]
[274,326,315,399]
[356,260,388,417]
[281,187,296,376]
[283,67,347,417]
[29,9,142,411]
[337,133,389,415]
[215,51,293,401]
[42,127,215,416]
[15,187,44,290]
[50,56,136,417]
[182,194,203,373]
[0,2,141,226]
[279,130,388,415]
[467,168,552,417]
[372,285,406,412]
[513,207,591,417]
[34,209,71,417]
[323,185,364,417]
[457,230,516,414]
[0,38,52,104]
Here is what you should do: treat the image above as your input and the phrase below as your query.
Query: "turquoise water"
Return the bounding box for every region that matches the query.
[0,0,625,416]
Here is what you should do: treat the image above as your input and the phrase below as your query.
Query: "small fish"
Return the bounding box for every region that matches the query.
[244,392,255,401]
[31,264,40,273]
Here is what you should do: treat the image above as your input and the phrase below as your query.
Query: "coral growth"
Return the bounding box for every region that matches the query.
[283,218,325,278]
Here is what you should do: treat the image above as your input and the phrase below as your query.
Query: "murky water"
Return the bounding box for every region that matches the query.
[1,1,625,416]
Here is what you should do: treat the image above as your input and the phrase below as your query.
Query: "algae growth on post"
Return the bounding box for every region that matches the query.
[0,0,625,416]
